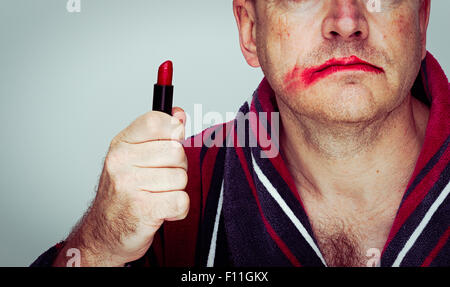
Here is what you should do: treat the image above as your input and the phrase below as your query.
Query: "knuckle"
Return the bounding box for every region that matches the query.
[105,151,119,172]
[105,148,127,172]
[110,135,119,148]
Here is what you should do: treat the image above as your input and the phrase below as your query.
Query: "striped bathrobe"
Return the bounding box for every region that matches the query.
[32,52,449,267]
[145,52,449,267]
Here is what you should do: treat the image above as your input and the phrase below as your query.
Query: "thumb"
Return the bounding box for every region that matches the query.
[172,107,186,126]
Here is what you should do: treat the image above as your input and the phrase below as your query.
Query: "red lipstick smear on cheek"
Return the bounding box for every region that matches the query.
[283,66,309,92]
[284,65,342,91]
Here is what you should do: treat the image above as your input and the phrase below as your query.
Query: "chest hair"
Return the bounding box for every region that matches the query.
[310,215,387,267]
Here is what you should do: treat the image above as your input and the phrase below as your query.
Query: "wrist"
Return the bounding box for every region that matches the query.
[53,223,126,267]
[52,240,126,267]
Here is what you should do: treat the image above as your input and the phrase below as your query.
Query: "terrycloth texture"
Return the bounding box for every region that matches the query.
[31,52,449,267]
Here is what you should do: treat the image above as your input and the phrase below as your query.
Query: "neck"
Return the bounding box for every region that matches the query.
[278,94,430,207]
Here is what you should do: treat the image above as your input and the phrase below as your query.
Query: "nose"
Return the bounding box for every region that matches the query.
[322,0,369,41]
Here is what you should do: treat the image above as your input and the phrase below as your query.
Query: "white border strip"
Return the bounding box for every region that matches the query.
[392,181,450,267]
[251,153,327,266]
[206,181,224,267]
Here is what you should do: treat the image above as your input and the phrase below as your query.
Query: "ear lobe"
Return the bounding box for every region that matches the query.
[233,0,260,67]
[418,0,431,61]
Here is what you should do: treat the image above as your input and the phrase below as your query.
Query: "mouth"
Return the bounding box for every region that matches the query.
[301,55,385,86]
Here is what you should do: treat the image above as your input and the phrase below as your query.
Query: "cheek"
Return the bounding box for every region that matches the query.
[266,15,296,60]
[275,15,291,39]
[385,11,420,54]
[392,14,414,38]
[267,25,316,93]
[264,19,307,91]
[284,66,306,92]
[384,12,422,78]
[284,66,318,93]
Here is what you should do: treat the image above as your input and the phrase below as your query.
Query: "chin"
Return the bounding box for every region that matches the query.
[294,81,386,124]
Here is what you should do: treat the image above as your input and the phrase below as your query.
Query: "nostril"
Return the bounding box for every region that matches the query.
[354,31,362,37]
[331,31,339,37]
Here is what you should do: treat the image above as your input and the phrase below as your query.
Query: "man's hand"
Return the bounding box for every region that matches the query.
[53,107,189,266]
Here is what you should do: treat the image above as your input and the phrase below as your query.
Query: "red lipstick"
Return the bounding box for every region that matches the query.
[301,55,384,86]
[157,60,173,86]
[153,60,174,115]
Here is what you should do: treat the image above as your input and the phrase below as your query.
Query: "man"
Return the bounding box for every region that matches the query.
[32,0,448,267]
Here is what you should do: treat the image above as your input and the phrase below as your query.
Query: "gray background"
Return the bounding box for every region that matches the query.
[0,0,448,266]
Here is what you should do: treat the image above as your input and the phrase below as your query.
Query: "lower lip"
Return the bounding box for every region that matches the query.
[302,64,383,86]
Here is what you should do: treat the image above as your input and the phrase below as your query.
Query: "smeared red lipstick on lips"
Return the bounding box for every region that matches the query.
[285,55,385,90]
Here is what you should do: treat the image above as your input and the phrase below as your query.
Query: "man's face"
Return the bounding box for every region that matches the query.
[245,0,428,123]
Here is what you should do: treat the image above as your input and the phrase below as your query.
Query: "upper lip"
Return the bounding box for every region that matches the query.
[311,55,384,73]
